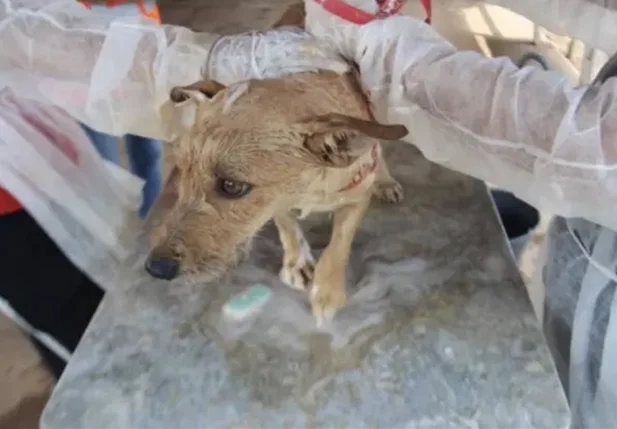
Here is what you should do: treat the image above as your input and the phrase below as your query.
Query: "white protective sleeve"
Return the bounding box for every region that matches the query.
[306,0,617,232]
[0,0,348,141]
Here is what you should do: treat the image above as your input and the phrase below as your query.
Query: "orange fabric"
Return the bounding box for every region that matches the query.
[137,1,160,23]
[0,188,23,216]
[79,0,161,23]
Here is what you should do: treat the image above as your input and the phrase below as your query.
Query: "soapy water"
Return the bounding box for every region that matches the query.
[136,218,479,376]
[180,227,463,411]
[213,254,433,349]
[105,226,467,419]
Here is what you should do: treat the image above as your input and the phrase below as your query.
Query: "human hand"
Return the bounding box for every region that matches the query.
[205,27,351,85]
[304,0,434,59]
[303,0,451,124]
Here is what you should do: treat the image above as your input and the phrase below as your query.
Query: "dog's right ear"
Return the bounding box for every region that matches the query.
[170,80,226,104]
[296,113,408,167]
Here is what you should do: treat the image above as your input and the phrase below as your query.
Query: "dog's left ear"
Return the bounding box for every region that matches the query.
[297,113,408,167]
[170,80,226,104]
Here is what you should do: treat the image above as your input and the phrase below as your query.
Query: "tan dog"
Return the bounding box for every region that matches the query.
[145,6,408,324]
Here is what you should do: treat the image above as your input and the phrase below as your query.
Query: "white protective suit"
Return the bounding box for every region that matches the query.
[1,0,617,427]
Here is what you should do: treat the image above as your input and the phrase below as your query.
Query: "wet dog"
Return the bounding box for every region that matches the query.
[145,4,408,324]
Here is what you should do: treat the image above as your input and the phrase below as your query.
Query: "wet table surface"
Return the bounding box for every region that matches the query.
[42,143,570,428]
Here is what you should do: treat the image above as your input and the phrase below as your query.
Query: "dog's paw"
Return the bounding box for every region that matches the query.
[310,282,347,326]
[374,180,404,203]
[279,254,315,291]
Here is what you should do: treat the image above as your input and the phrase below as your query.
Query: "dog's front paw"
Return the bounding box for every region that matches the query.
[279,254,315,291]
[310,280,347,326]
[374,180,404,203]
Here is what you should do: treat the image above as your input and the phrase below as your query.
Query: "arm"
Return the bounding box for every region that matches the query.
[0,0,216,140]
[306,3,617,231]
[0,1,348,141]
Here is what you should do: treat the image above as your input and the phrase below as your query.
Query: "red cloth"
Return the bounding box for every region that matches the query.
[0,104,81,217]
[313,0,431,25]
[0,81,85,217]
[0,188,23,215]
[79,0,161,23]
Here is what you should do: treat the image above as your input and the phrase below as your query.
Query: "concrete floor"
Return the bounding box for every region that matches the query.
[1,1,584,427]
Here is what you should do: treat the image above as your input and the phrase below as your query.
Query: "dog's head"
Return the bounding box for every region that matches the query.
[144,71,408,280]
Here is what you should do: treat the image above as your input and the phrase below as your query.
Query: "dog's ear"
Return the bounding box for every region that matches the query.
[297,113,408,167]
[170,80,226,104]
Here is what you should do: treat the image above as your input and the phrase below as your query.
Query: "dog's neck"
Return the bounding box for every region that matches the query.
[317,142,380,195]
[337,144,379,192]
[292,143,380,219]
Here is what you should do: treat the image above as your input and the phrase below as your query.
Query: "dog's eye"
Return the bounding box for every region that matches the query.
[215,177,253,199]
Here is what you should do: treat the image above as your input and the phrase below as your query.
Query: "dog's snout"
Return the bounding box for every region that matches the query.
[145,254,180,280]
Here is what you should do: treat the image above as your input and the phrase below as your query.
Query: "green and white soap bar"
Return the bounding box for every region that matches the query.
[223,285,273,321]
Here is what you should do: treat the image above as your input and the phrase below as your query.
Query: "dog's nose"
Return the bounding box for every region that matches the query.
[145,255,180,280]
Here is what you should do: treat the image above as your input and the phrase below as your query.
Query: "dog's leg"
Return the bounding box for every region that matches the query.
[373,149,404,203]
[274,213,315,291]
[311,198,370,325]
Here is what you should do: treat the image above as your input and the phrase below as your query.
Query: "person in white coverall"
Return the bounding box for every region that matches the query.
[1,0,617,427]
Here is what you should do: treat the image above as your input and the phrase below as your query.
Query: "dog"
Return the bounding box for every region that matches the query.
[145,4,408,324]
